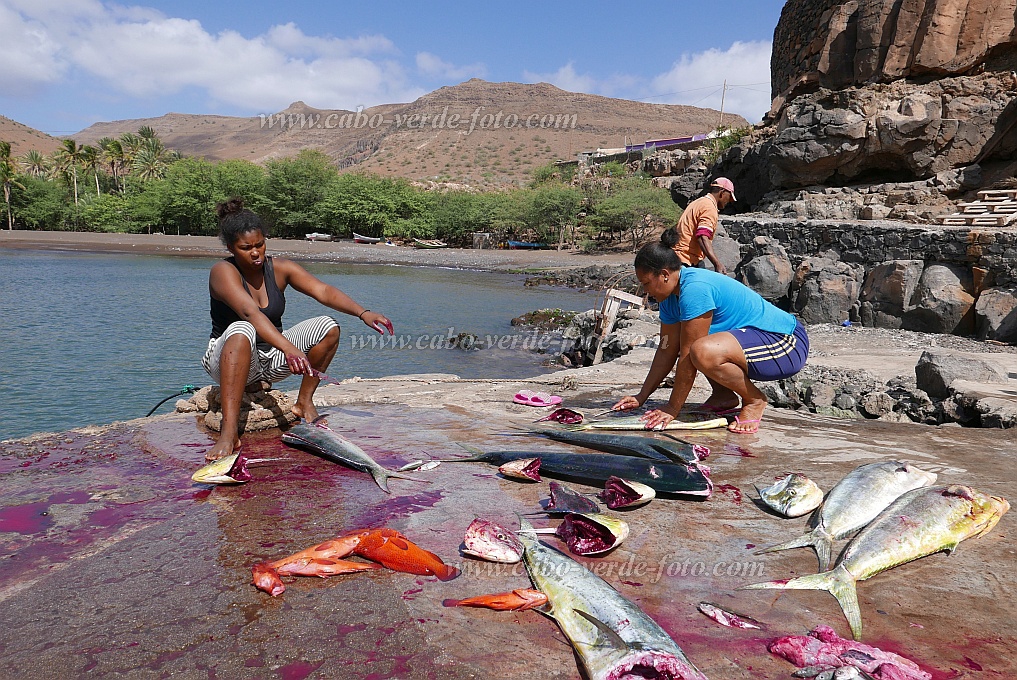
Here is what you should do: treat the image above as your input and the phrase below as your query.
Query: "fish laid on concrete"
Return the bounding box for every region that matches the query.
[576,414,728,431]
[443,588,548,611]
[744,485,1008,640]
[769,624,930,679]
[461,519,524,563]
[756,461,938,571]
[253,527,460,596]
[281,421,426,493]
[697,602,764,630]
[546,481,601,513]
[525,427,710,465]
[191,452,252,484]
[756,473,824,518]
[516,516,708,679]
[600,477,656,509]
[523,513,630,556]
[443,447,712,496]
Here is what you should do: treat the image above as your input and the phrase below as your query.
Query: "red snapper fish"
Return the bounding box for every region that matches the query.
[252,527,459,596]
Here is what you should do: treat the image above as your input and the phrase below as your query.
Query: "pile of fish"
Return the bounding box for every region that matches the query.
[252,527,460,596]
[745,481,1009,639]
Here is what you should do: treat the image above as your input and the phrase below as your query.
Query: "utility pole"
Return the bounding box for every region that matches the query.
[719,80,727,127]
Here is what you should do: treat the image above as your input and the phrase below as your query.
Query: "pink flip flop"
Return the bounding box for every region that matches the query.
[727,416,761,434]
[513,390,563,407]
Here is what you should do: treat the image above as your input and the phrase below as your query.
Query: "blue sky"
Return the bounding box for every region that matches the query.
[0,0,786,137]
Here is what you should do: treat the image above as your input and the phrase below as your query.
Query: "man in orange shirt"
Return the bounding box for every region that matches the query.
[672,177,735,275]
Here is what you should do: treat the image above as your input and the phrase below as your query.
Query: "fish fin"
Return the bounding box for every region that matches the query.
[647,443,694,464]
[572,609,628,651]
[741,565,862,640]
[515,512,535,533]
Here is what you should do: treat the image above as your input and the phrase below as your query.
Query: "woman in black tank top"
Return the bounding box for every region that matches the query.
[203,198,394,462]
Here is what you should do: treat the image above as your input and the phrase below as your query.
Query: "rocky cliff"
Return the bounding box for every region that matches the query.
[772,0,1017,108]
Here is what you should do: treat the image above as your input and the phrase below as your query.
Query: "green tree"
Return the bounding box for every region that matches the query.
[316,173,422,237]
[81,193,133,232]
[79,145,103,197]
[527,184,583,249]
[0,148,25,230]
[264,150,338,237]
[157,157,217,235]
[212,159,268,213]
[54,139,83,210]
[98,138,124,192]
[10,175,69,230]
[132,138,174,181]
[586,177,677,250]
[20,149,47,178]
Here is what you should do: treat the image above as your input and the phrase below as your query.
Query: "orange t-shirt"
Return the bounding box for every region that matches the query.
[673,194,719,265]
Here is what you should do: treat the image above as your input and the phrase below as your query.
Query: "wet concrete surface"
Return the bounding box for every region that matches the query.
[2,387,1015,679]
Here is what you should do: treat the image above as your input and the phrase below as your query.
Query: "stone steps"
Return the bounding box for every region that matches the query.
[935,189,1017,226]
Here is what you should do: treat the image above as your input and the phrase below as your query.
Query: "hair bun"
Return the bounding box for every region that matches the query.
[660,227,679,250]
[215,197,245,221]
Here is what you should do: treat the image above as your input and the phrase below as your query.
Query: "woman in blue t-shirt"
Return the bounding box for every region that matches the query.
[612,229,808,434]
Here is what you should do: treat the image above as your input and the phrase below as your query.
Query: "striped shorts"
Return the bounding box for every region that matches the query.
[732,317,809,382]
[202,315,339,386]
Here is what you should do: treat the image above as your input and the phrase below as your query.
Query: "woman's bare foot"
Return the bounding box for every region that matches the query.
[292,401,321,424]
[206,436,242,461]
[728,399,767,434]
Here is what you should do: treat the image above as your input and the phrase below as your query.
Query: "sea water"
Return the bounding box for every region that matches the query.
[0,250,599,440]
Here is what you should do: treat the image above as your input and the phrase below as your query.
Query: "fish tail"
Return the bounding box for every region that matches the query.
[740,565,861,640]
[371,469,430,493]
[754,528,832,571]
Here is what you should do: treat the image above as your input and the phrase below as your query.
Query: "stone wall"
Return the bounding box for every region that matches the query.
[722,215,1017,285]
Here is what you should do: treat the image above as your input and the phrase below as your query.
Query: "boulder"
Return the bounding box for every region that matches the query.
[737,237,795,301]
[975,397,1017,429]
[902,264,975,334]
[790,255,864,324]
[859,260,924,328]
[975,287,1017,343]
[859,391,897,417]
[915,350,1009,398]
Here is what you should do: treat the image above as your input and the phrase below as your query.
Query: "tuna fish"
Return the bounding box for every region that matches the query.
[756,473,824,518]
[546,481,601,514]
[281,420,426,493]
[515,515,708,679]
[756,461,938,571]
[743,485,1009,639]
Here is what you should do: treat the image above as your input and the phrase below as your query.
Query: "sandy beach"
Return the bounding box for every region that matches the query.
[0,229,634,271]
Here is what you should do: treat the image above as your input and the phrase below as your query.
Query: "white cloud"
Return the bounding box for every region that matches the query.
[522,62,598,94]
[415,52,486,81]
[650,41,773,123]
[0,0,425,111]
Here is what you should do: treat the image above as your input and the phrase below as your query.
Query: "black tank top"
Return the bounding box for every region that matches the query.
[210,256,286,352]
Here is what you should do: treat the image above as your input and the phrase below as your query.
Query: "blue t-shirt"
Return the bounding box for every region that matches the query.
[658,268,797,335]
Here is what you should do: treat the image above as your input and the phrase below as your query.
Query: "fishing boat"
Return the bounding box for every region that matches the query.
[305,232,333,242]
[413,238,448,249]
[507,240,547,250]
[353,232,383,244]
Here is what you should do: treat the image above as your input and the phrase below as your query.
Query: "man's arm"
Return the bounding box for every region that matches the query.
[696,233,727,275]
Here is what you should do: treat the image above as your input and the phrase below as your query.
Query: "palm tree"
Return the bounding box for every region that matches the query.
[21,149,48,178]
[80,145,103,197]
[98,138,123,192]
[54,139,83,208]
[119,133,142,169]
[137,125,157,140]
[132,137,172,181]
[0,157,25,230]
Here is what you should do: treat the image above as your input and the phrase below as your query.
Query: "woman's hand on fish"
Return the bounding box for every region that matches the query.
[612,395,642,412]
[362,311,394,335]
[286,352,312,376]
[640,407,678,430]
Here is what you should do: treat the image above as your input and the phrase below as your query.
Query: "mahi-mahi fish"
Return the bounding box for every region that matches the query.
[281,420,426,493]
[756,461,937,571]
[743,485,1008,640]
[515,515,708,679]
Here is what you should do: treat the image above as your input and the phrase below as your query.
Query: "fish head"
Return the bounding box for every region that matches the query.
[947,486,1010,539]
[757,473,823,517]
[555,513,629,556]
[191,453,252,484]
[602,650,707,680]
[461,519,524,563]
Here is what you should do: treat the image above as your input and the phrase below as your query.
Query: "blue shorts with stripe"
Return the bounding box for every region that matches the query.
[731,317,809,382]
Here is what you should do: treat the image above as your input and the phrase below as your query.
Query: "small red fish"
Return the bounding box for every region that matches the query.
[277,557,382,577]
[444,588,548,611]
[352,528,460,581]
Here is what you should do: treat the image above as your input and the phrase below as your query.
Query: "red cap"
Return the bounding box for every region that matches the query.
[710,177,736,201]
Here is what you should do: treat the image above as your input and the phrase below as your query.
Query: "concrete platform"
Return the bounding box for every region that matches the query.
[1,345,1015,678]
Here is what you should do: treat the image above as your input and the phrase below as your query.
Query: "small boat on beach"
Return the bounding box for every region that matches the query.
[507,240,548,250]
[305,232,333,242]
[413,238,448,249]
[353,232,383,244]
